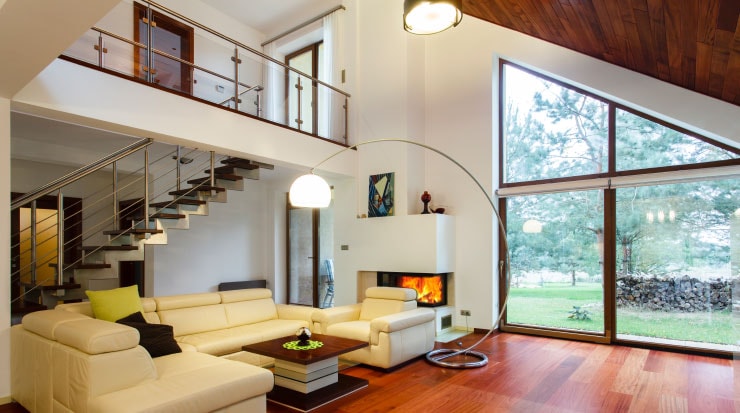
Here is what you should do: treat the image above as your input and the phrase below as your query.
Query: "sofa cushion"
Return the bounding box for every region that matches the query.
[326,320,371,342]
[176,319,308,356]
[22,309,89,340]
[365,286,417,301]
[86,285,144,322]
[54,318,139,354]
[88,352,273,413]
[154,292,221,311]
[223,298,278,327]
[117,313,182,358]
[359,298,417,321]
[177,326,265,356]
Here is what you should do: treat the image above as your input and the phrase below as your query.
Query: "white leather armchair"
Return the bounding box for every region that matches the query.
[312,287,436,369]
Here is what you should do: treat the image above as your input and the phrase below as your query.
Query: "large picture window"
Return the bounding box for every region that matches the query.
[499,61,740,353]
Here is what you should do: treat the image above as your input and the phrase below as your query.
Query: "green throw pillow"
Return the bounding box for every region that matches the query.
[85,285,144,322]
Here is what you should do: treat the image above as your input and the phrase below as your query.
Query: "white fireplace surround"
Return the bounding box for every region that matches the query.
[352,214,456,333]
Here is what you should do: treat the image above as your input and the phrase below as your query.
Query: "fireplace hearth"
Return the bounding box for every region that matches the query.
[377,272,448,307]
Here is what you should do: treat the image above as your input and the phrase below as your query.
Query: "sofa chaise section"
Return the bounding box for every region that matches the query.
[11,309,273,413]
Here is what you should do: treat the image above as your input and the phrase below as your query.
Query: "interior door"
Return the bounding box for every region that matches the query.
[134,2,194,94]
[287,204,318,306]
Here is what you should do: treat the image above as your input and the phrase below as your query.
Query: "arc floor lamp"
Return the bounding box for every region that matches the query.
[288,138,511,368]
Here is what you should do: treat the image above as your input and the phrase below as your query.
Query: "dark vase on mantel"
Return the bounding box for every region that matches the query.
[421,191,431,214]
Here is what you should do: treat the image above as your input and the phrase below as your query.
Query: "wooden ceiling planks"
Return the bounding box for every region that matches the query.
[463,0,740,106]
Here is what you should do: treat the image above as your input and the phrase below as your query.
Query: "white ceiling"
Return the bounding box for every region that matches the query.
[200,0,341,36]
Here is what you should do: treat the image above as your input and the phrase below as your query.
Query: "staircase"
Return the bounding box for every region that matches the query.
[10,139,273,314]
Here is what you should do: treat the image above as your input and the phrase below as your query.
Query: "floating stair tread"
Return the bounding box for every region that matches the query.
[74,263,112,269]
[40,283,81,291]
[169,185,225,196]
[103,228,164,235]
[150,199,207,208]
[80,245,139,251]
[151,212,187,219]
[221,157,274,170]
[209,165,254,174]
[188,174,243,183]
[220,159,260,169]
[125,213,187,221]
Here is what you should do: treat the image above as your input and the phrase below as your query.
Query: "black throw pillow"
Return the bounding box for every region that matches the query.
[116,312,182,358]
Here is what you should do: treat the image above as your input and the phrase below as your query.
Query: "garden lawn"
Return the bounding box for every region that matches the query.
[507,282,734,345]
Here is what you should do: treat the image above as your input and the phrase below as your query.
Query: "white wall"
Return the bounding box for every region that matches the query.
[151,179,270,295]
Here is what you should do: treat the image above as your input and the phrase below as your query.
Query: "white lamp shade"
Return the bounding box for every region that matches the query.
[522,219,543,233]
[404,0,462,35]
[289,174,332,208]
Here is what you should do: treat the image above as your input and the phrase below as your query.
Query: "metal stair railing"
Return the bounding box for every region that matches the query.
[10,138,236,311]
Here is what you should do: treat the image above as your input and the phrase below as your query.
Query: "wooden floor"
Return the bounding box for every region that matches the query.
[270,332,739,413]
[2,332,737,412]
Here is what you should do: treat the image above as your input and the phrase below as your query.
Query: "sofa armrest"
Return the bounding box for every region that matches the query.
[276,304,316,326]
[369,308,435,345]
[311,304,362,333]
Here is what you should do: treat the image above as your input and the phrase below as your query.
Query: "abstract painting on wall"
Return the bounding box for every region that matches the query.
[368,172,394,217]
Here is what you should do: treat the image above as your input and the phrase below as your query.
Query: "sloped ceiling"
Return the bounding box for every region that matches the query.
[463,0,740,107]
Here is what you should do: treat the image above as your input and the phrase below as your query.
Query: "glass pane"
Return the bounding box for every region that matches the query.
[615,180,739,350]
[318,204,335,308]
[502,64,609,183]
[289,208,314,306]
[150,25,189,93]
[505,190,605,333]
[191,30,234,106]
[237,51,264,117]
[616,109,739,171]
[287,50,314,133]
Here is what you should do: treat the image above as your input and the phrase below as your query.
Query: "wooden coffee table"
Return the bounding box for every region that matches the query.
[242,334,369,412]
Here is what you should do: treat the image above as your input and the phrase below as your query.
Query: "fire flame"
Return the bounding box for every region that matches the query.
[399,275,443,304]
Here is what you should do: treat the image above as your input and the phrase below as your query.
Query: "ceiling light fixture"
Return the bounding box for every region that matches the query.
[403,0,463,35]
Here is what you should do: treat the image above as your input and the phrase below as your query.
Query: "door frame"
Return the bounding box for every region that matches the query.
[286,195,320,307]
[133,2,194,94]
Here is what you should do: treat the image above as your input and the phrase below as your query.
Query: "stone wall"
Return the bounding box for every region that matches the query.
[616,274,732,312]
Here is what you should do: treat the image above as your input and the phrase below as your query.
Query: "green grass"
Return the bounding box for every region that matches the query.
[507,282,735,345]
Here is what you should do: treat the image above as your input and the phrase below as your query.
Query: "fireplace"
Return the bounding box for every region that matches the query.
[377,272,448,307]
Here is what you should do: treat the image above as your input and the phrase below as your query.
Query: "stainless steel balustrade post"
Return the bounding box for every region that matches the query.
[146,4,153,83]
[256,91,263,118]
[295,77,303,130]
[113,161,119,230]
[210,151,215,187]
[144,148,150,228]
[176,146,182,191]
[30,201,37,285]
[56,191,64,286]
[344,97,349,145]
[233,47,240,111]
[97,33,104,67]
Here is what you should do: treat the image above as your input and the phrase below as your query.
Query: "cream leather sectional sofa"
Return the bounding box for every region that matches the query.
[11,288,315,413]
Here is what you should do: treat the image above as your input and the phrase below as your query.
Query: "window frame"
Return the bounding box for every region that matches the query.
[497,59,740,355]
[498,60,740,191]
